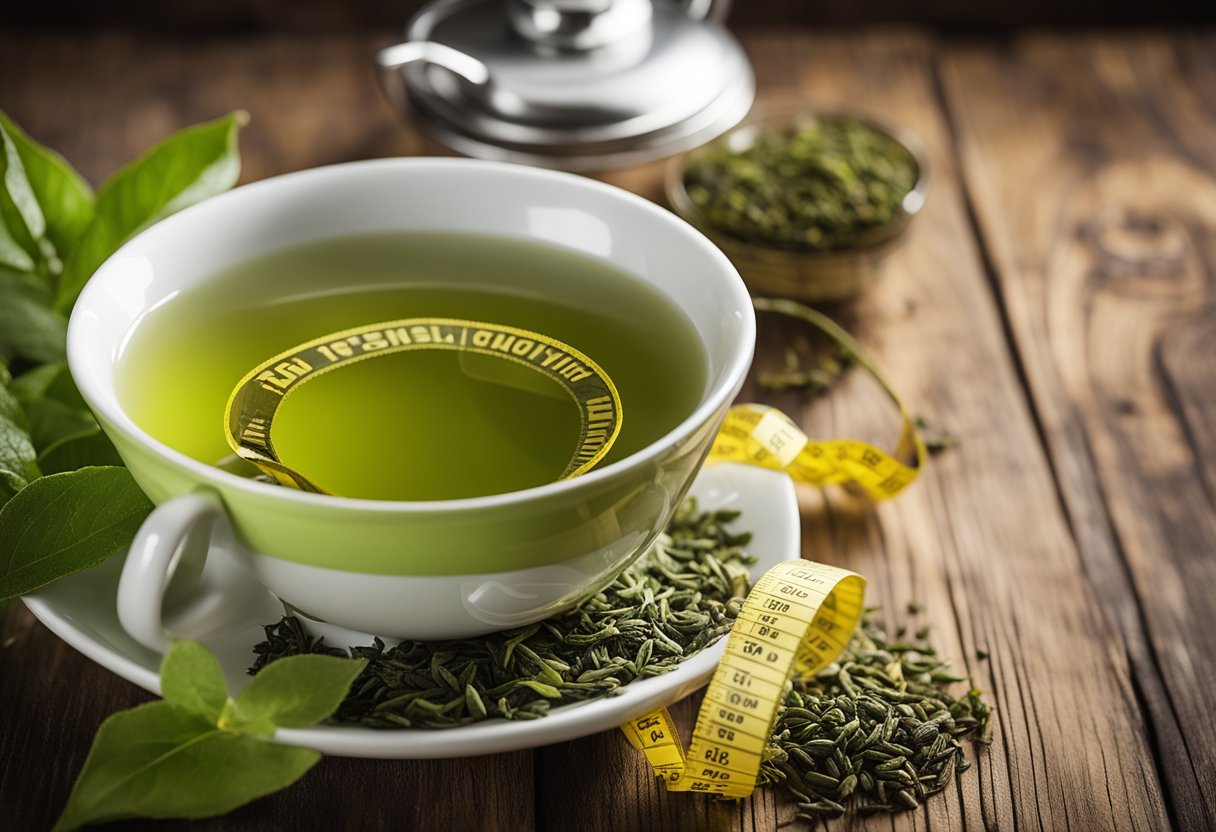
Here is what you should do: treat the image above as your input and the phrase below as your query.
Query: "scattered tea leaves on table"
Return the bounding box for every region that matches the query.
[54,640,365,832]
[760,608,993,821]
[915,414,959,455]
[758,333,855,395]
[251,498,756,728]
[683,116,918,251]
[0,467,154,600]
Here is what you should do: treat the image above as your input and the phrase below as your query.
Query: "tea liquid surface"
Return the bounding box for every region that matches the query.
[118,232,707,500]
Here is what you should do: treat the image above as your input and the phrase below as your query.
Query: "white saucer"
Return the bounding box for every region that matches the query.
[24,462,797,759]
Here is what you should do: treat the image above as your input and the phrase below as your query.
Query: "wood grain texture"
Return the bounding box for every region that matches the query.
[533,29,1172,831]
[941,32,1216,831]
[0,25,1206,832]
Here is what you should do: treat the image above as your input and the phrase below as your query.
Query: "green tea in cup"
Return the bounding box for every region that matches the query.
[117,231,707,501]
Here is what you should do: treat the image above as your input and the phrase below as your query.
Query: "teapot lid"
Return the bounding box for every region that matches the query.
[379,0,755,170]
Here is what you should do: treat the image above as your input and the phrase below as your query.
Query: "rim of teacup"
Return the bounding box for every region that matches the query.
[67,158,756,513]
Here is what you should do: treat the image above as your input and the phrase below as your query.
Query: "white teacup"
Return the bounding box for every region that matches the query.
[68,159,754,647]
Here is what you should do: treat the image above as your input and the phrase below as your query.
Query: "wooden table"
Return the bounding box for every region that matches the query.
[2,27,1214,832]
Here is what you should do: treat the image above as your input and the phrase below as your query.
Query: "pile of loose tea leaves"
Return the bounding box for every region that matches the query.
[252,502,991,822]
[684,116,918,251]
[250,498,755,728]
[761,610,993,821]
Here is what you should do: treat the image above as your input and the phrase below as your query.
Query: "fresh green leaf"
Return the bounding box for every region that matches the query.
[0,119,47,244]
[9,360,112,473]
[0,428,35,496]
[52,701,320,832]
[0,267,67,364]
[55,112,246,312]
[0,466,152,600]
[0,112,94,256]
[0,118,56,282]
[37,427,123,475]
[23,397,97,453]
[235,654,368,729]
[0,366,37,501]
[0,211,35,271]
[56,640,364,830]
[160,640,230,722]
[7,360,58,401]
[11,360,84,409]
[15,361,95,461]
[0,371,25,429]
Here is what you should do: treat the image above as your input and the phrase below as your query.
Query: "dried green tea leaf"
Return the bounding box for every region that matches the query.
[760,608,993,821]
[683,117,918,252]
[251,499,755,728]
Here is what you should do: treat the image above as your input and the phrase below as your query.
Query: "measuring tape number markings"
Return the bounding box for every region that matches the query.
[225,317,623,493]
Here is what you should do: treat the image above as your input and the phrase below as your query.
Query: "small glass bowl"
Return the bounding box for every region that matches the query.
[666,109,930,303]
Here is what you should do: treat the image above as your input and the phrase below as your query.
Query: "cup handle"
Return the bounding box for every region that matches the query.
[117,490,257,652]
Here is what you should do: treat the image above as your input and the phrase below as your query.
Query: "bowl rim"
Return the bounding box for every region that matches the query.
[664,104,932,259]
[67,157,756,514]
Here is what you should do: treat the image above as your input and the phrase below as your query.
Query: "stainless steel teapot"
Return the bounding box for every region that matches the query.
[377,0,754,170]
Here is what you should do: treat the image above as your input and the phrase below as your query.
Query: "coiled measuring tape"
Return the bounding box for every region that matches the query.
[225,318,623,492]
[710,297,926,501]
[226,299,924,799]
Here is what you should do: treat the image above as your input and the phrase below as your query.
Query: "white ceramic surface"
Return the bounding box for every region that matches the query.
[24,462,797,758]
[68,158,756,641]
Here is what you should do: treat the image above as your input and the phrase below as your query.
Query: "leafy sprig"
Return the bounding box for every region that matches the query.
[53,641,366,831]
[0,110,245,601]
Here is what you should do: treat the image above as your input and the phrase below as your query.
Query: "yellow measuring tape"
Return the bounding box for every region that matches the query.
[710,298,926,502]
[623,561,865,797]
[224,317,622,492]
[227,299,925,799]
